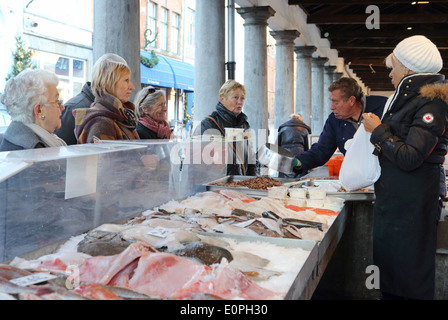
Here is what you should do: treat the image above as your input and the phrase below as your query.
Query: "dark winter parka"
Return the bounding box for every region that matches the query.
[277,117,311,156]
[54,82,95,145]
[370,74,448,299]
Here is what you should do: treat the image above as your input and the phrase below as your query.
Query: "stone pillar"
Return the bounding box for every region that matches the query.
[294,46,316,129]
[311,57,328,134]
[93,0,141,99]
[333,71,343,82]
[237,6,275,143]
[193,0,226,131]
[324,65,337,120]
[270,30,300,130]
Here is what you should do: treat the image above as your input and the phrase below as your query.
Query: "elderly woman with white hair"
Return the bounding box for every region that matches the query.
[363,35,448,300]
[0,69,66,151]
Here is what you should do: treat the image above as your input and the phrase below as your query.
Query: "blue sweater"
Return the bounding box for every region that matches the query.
[296,95,388,173]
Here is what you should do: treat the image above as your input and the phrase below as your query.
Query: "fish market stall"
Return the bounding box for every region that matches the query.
[1,140,332,300]
[7,140,443,300]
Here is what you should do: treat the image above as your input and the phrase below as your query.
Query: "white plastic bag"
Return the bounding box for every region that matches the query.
[339,123,381,191]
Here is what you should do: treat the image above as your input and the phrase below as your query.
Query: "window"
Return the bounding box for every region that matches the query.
[147,1,158,48]
[186,8,195,47]
[160,7,169,51]
[171,12,180,55]
[32,51,86,103]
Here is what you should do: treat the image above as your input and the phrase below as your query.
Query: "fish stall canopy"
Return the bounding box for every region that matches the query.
[0,138,347,300]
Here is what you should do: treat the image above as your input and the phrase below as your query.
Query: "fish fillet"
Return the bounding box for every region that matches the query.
[127,252,210,298]
[171,258,282,300]
[79,242,155,285]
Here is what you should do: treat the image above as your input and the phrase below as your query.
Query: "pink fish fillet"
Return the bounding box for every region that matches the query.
[127,252,210,299]
[171,259,281,300]
[79,242,155,285]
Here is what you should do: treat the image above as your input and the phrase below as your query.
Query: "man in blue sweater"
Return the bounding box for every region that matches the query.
[294,77,387,175]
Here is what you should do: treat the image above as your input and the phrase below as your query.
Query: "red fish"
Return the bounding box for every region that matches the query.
[73,283,123,300]
[285,205,339,216]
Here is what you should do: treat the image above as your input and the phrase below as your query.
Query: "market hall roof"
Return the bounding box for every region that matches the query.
[288,0,448,91]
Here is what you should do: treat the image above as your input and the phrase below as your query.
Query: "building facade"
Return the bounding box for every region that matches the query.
[0,0,195,128]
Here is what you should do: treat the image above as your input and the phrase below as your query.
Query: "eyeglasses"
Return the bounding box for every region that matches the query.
[139,88,157,106]
[43,99,63,109]
[155,101,167,109]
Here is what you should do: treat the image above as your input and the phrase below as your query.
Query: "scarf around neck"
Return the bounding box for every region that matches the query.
[26,123,67,148]
[139,114,172,139]
[96,92,137,129]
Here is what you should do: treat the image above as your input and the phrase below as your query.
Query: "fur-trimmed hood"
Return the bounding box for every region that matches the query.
[420,80,448,103]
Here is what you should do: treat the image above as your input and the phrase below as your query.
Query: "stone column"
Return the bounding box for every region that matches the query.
[333,71,343,82]
[270,30,300,129]
[93,0,141,98]
[193,0,226,131]
[311,57,328,134]
[324,65,337,120]
[294,46,316,129]
[237,6,275,143]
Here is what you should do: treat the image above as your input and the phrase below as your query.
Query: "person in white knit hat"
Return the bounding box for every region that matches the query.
[363,35,448,300]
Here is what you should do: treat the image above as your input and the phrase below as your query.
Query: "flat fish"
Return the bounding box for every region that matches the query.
[73,283,123,300]
[219,189,256,201]
[170,242,233,266]
[211,223,259,237]
[196,218,220,231]
[102,285,159,300]
[230,251,269,268]
[197,235,231,248]
[0,277,48,295]
[228,251,280,282]
[0,264,32,280]
[77,230,135,256]
[0,276,80,299]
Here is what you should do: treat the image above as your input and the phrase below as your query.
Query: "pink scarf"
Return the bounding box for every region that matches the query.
[139,115,172,139]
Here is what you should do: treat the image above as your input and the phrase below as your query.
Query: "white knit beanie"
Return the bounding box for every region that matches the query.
[393,35,443,74]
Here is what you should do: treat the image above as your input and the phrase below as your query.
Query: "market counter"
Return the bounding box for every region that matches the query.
[2,139,446,300]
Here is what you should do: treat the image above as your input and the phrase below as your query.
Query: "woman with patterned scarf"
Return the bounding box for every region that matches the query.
[133,86,172,139]
[73,53,139,143]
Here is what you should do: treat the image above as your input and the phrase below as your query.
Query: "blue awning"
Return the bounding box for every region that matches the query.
[140,50,194,92]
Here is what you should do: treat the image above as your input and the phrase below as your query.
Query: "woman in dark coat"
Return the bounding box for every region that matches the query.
[363,35,448,300]
[200,80,257,176]
[277,113,311,156]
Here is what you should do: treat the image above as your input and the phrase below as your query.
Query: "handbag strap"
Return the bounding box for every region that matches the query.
[205,116,247,175]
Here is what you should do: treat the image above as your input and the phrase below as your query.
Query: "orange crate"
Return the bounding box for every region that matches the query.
[326,156,344,177]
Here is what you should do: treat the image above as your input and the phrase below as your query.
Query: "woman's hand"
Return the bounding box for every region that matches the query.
[362,112,382,133]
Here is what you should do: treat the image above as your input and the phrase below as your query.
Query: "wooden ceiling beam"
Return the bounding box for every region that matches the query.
[289,0,447,4]
[308,13,448,24]
[321,28,448,40]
